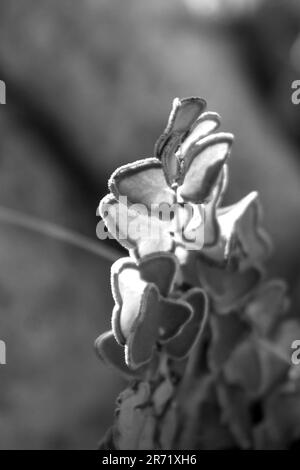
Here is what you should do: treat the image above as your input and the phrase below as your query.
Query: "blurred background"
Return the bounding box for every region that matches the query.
[0,0,299,449]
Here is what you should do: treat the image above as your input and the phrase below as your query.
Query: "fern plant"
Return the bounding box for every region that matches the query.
[95,97,300,450]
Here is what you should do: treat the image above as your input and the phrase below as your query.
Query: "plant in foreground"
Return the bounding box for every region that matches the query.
[96,97,300,450]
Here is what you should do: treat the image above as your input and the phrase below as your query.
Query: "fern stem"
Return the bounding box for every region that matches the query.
[0,205,120,263]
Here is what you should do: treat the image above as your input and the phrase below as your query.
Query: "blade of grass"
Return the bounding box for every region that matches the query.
[0,205,120,263]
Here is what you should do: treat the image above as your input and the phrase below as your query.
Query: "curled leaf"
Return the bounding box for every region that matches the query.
[126,286,192,369]
[223,339,261,399]
[111,254,180,344]
[99,193,175,255]
[203,164,228,248]
[111,257,148,345]
[125,285,162,369]
[224,333,292,400]
[163,288,208,359]
[180,111,221,157]
[155,97,206,186]
[159,402,178,450]
[109,158,175,208]
[197,257,263,314]
[255,337,290,396]
[217,191,272,267]
[138,252,178,297]
[95,330,144,378]
[245,280,289,335]
[179,132,234,203]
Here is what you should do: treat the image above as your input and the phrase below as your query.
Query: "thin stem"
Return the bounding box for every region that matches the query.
[0,205,120,263]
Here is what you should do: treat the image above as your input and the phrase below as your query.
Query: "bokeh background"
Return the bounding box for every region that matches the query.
[0,0,299,449]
